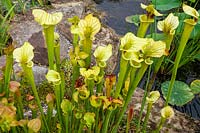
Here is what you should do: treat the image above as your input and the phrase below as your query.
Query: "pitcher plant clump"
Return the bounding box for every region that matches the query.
[0,2,198,133]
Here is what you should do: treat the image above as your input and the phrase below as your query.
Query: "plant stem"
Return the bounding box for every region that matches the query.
[114,57,129,98]
[11,127,17,133]
[65,113,69,133]
[72,65,79,92]
[22,65,50,133]
[165,21,195,106]
[87,79,95,96]
[78,122,84,133]
[137,20,152,38]
[47,103,53,129]
[74,118,80,132]
[130,67,137,84]
[126,119,130,133]
[54,85,63,129]
[155,117,166,133]
[142,103,153,132]
[102,110,112,133]
[96,68,104,94]
[96,80,103,94]
[73,34,79,47]
[54,43,60,72]
[82,39,92,68]
[4,54,13,98]
[111,63,148,133]
[43,26,55,70]
[95,108,100,133]
[15,90,26,133]
[16,95,24,119]
[60,71,65,99]
[136,65,151,133]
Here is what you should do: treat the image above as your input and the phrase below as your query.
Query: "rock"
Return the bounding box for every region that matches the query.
[0,55,6,78]
[131,88,200,132]
[0,55,6,70]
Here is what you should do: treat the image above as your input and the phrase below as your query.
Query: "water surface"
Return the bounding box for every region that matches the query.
[95,0,147,35]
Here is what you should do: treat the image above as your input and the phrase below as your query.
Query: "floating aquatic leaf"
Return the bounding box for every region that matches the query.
[190,80,200,94]
[161,81,194,106]
[125,15,140,26]
[152,0,181,11]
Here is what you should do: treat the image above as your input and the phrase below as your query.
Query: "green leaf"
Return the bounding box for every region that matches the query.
[190,24,200,39]
[193,53,200,61]
[152,0,181,11]
[125,15,140,26]
[161,81,194,106]
[190,80,200,94]
[146,33,166,41]
[188,0,196,3]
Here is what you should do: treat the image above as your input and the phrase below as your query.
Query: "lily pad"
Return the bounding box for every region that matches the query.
[152,0,181,11]
[161,81,194,106]
[190,80,200,94]
[125,15,140,26]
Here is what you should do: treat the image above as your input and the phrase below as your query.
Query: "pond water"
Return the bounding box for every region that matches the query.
[95,0,147,35]
[95,0,200,120]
